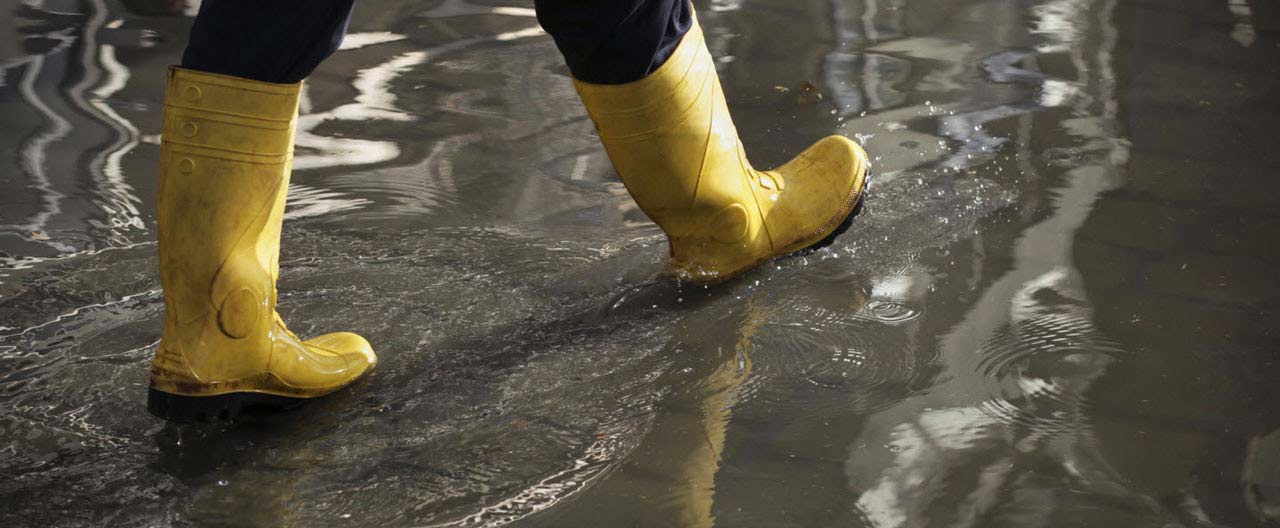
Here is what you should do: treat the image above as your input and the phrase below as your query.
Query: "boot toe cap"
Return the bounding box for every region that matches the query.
[769,135,869,248]
[792,135,868,197]
[305,332,378,370]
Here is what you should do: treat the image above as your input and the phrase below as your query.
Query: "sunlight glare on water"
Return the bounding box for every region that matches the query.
[2,0,1279,526]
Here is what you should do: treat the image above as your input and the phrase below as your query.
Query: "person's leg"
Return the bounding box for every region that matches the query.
[538,1,871,284]
[149,0,376,422]
[181,0,354,84]
[534,0,690,84]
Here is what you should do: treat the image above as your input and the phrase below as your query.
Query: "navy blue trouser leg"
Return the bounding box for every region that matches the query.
[180,0,691,85]
[535,0,691,84]
[181,0,355,84]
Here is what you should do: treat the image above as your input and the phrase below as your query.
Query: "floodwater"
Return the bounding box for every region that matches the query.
[2,0,1278,526]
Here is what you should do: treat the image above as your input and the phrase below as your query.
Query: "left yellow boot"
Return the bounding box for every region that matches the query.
[573,12,869,284]
[148,68,376,422]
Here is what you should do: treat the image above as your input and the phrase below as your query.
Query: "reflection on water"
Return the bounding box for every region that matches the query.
[3,0,1280,526]
[0,0,145,257]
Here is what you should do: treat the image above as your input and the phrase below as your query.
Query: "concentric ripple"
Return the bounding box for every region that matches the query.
[751,303,922,414]
[856,299,922,325]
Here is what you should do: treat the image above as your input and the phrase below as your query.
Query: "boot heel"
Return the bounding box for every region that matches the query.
[148,388,303,423]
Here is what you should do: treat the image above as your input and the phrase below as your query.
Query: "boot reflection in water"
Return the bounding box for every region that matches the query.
[148,0,869,422]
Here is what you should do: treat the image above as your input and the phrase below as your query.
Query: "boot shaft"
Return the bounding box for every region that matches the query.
[155,67,302,381]
[571,17,761,237]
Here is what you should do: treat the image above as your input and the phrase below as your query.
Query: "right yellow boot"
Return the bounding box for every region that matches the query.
[148,67,377,422]
[573,13,869,284]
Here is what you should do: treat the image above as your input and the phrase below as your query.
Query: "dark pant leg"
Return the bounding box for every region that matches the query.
[181,0,355,84]
[534,0,692,84]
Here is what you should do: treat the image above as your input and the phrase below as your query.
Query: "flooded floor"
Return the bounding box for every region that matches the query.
[3,0,1279,526]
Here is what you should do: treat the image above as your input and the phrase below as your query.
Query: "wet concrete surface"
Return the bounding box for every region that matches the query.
[2,0,1279,526]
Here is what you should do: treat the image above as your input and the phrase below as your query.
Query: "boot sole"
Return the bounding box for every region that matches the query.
[148,387,306,423]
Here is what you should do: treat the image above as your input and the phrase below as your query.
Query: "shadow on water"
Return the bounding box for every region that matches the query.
[3,0,1280,526]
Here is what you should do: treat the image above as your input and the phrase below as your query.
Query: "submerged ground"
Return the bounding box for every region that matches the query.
[2,0,1279,526]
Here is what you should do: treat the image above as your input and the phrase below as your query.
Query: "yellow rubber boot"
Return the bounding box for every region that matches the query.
[148,67,377,422]
[573,14,869,284]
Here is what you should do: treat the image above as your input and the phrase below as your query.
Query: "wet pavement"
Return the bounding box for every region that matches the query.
[2,0,1279,526]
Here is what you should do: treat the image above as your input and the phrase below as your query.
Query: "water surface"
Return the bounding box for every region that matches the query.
[2,0,1279,526]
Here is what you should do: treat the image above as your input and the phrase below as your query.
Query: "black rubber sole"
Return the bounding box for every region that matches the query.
[148,387,306,423]
[793,169,871,256]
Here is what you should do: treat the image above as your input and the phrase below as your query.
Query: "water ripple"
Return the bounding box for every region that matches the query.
[856,299,921,325]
